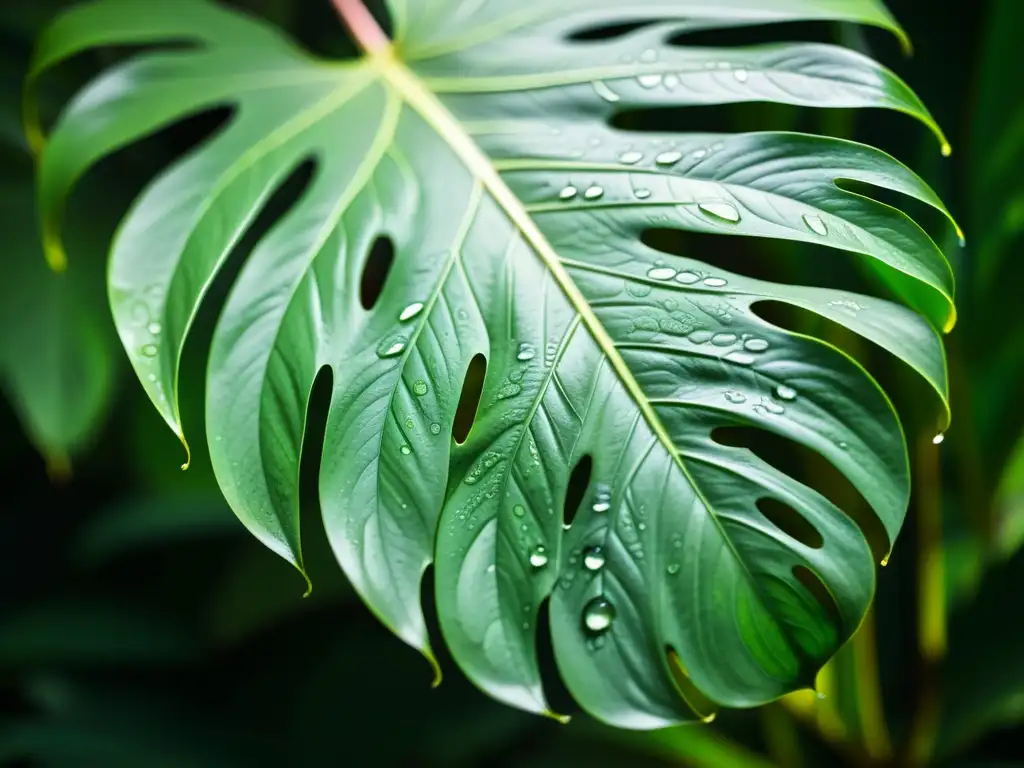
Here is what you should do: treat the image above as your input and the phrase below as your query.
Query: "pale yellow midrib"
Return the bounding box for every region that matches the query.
[372,52,705,507]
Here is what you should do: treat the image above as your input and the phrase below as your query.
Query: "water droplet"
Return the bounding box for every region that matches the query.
[699,201,741,223]
[584,185,604,200]
[618,150,644,165]
[517,343,536,362]
[664,74,680,90]
[399,302,424,321]
[637,522,647,531]
[692,149,708,160]
[140,344,158,358]
[405,417,414,429]
[214,434,222,442]
[147,373,157,382]
[675,271,700,285]
[430,422,441,435]
[775,384,798,401]
[147,322,162,335]
[497,383,522,399]
[724,390,747,404]
[487,564,496,574]
[744,338,769,352]
[838,441,849,450]
[583,597,617,633]
[583,546,606,571]
[513,504,525,518]
[559,185,578,200]
[803,213,828,237]
[688,329,713,344]
[592,80,620,102]
[637,74,662,89]
[666,563,680,576]
[412,380,428,396]
[529,545,549,569]
[647,267,676,280]
[933,433,945,445]
[592,486,612,513]
[733,68,749,83]
[400,444,412,455]
[378,338,407,358]
[763,400,785,415]
[640,48,658,63]
[655,150,683,166]
[725,351,756,365]
[634,188,652,200]
[712,332,738,347]
[703,277,728,288]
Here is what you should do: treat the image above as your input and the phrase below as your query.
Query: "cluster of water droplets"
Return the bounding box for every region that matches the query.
[376,301,428,360]
[590,51,755,105]
[646,265,729,288]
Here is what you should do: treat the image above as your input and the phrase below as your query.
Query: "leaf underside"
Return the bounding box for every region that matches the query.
[29,0,956,727]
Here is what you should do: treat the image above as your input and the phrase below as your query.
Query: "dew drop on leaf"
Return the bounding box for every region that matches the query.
[744,338,769,352]
[703,277,728,287]
[592,80,620,102]
[655,150,683,166]
[724,390,747,404]
[559,185,578,200]
[803,213,828,237]
[529,545,549,569]
[618,150,644,165]
[711,332,738,347]
[584,185,604,200]
[647,267,676,280]
[637,74,662,88]
[583,597,616,633]
[147,322,162,335]
[583,546,606,571]
[412,380,428,396]
[513,504,526,518]
[640,48,658,63]
[725,351,756,365]
[399,302,424,321]
[400,444,412,455]
[775,384,798,401]
[516,343,536,361]
[933,433,945,445]
[430,422,441,435]
[592,485,612,513]
[733,68,749,82]
[698,201,741,223]
[667,563,681,576]
[634,188,652,199]
[377,338,407,358]
[140,344,158,358]
[675,271,700,285]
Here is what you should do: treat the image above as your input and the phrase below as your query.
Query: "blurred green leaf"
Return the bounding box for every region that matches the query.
[940,548,1024,755]
[993,433,1024,560]
[0,598,198,668]
[74,494,241,566]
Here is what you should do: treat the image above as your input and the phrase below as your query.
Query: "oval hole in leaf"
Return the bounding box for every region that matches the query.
[452,353,486,445]
[711,426,888,562]
[359,235,395,310]
[562,455,594,528]
[565,20,650,41]
[757,497,824,549]
[665,646,717,720]
[536,598,577,719]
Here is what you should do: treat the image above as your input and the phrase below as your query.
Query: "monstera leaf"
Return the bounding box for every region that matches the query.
[28,0,956,727]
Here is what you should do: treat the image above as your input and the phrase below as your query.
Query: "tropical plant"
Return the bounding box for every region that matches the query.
[25,0,959,727]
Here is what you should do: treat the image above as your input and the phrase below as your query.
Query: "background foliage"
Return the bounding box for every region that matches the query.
[1,0,1022,765]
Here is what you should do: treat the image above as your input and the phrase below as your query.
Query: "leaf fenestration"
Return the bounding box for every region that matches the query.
[28,0,955,728]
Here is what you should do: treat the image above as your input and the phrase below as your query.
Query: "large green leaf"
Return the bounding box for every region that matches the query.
[28,0,956,727]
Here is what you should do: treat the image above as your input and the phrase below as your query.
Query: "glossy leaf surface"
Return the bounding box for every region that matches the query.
[29,0,955,727]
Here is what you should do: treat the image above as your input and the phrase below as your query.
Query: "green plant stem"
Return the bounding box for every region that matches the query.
[906,435,946,766]
[761,703,804,768]
[851,606,892,762]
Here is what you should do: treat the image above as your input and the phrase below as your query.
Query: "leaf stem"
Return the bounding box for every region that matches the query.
[330,0,391,54]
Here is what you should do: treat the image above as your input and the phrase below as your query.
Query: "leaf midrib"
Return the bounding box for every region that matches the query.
[368,51,757,599]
